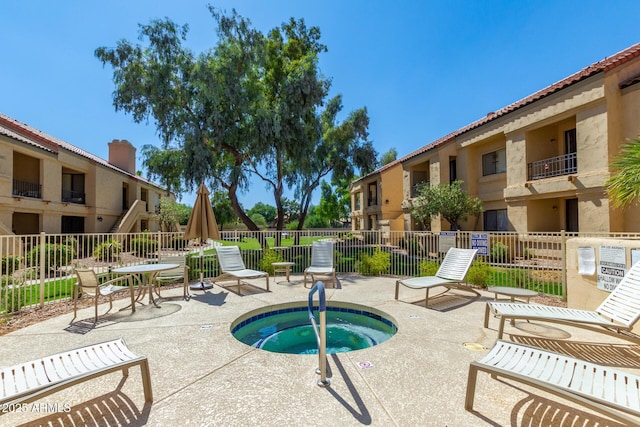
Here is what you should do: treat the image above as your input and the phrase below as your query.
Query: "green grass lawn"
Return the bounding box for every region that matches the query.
[487,268,563,296]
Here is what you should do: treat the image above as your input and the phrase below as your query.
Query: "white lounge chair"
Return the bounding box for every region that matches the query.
[395,248,478,307]
[0,338,152,407]
[466,340,640,425]
[73,269,134,322]
[484,260,640,343]
[304,241,336,288]
[214,246,269,293]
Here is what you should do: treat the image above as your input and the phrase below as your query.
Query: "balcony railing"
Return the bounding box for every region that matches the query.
[12,179,42,198]
[62,190,85,205]
[411,181,430,198]
[528,153,577,180]
[62,189,86,204]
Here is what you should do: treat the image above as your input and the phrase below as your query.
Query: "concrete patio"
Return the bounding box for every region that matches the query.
[0,275,636,426]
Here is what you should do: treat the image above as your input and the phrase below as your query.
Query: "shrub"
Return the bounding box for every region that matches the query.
[130,237,158,257]
[259,249,285,275]
[522,247,534,260]
[27,244,74,271]
[1,268,35,312]
[465,260,494,288]
[93,239,122,262]
[355,247,390,276]
[250,213,268,229]
[419,259,439,276]
[1,287,24,313]
[490,242,511,263]
[1,256,21,276]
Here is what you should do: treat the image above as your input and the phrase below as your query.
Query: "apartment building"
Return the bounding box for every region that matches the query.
[352,42,640,233]
[0,113,170,235]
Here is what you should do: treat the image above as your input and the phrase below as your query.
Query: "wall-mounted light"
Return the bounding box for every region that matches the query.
[551,205,558,211]
[550,138,556,144]
[97,216,103,222]
[385,199,390,204]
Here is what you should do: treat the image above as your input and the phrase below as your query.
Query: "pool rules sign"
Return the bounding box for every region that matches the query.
[598,245,626,292]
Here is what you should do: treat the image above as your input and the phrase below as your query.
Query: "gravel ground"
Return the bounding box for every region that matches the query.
[0,282,186,336]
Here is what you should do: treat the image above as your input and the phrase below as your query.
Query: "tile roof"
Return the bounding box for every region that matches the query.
[0,112,164,189]
[355,41,640,184]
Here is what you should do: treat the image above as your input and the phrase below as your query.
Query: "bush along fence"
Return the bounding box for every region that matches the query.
[2,229,638,314]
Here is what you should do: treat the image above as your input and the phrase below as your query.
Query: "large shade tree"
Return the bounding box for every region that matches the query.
[289,95,377,231]
[247,18,330,234]
[95,7,375,241]
[97,8,271,233]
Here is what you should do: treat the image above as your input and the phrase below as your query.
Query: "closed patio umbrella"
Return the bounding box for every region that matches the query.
[184,183,220,290]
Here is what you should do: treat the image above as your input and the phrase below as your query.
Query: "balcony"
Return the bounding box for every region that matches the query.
[411,181,430,198]
[367,198,378,207]
[62,189,86,204]
[527,153,577,181]
[12,179,42,198]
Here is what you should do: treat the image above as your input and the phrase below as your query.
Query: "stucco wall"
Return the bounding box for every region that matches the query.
[380,164,404,231]
[566,237,640,335]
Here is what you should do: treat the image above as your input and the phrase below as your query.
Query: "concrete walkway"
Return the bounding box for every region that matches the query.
[0,276,635,426]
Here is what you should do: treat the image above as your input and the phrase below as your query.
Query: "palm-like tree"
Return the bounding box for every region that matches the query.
[606,138,640,208]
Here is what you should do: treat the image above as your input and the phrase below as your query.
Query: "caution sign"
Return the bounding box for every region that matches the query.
[598,246,626,292]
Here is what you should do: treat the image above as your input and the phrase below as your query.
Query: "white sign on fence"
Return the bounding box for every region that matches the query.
[439,231,456,253]
[598,245,626,292]
[471,232,489,256]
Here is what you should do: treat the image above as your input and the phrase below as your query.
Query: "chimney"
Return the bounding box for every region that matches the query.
[108,139,136,174]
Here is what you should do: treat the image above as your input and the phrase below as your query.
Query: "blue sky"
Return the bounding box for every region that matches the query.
[3,1,640,208]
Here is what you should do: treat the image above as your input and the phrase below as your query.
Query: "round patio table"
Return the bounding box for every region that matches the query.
[272,261,295,283]
[487,286,537,303]
[112,263,179,309]
[487,286,538,326]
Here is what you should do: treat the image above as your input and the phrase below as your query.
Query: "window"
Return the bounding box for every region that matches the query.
[62,216,85,233]
[449,157,457,183]
[482,149,506,176]
[368,183,377,206]
[484,209,508,231]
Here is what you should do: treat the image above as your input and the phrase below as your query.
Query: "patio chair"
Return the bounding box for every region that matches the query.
[465,340,640,425]
[213,246,269,293]
[395,248,479,307]
[484,260,640,343]
[1,337,152,406]
[73,268,134,322]
[304,241,336,288]
[154,255,190,299]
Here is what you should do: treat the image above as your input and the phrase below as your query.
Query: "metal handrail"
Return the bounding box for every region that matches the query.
[308,281,330,387]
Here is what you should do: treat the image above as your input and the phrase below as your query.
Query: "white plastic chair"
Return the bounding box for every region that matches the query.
[214,246,269,293]
[304,241,336,288]
[395,248,478,307]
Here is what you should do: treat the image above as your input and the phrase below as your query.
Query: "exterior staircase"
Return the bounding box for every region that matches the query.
[110,200,147,233]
